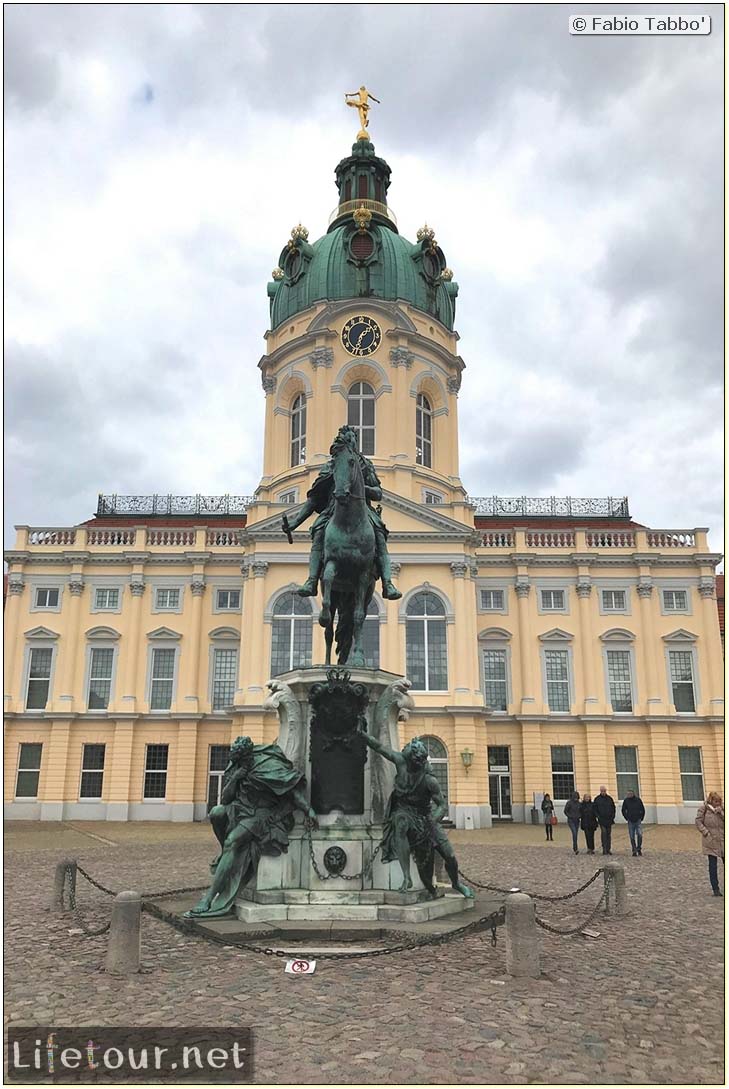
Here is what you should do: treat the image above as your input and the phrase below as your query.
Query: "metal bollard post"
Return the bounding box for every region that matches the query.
[603,860,627,916]
[504,892,541,978]
[50,859,77,913]
[105,891,142,975]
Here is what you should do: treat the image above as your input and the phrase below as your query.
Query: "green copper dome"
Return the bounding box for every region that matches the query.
[267,141,459,331]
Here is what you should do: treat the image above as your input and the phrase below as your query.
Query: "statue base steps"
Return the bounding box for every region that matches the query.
[234,890,475,924]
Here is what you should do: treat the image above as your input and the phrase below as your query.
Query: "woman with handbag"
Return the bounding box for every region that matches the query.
[696,792,724,896]
[541,792,555,841]
[580,793,598,855]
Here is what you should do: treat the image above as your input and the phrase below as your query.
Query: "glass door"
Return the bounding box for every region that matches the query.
[488,746,512,819]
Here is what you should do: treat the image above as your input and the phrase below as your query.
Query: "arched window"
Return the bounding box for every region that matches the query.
[347,382,375,455]
[361,599,380,670]
[405,591,448,691]
[416,393,433,467]
[290,394,306,467]
[421,735,449,802]
[271,592,312,676]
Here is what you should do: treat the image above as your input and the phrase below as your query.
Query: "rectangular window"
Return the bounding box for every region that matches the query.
[15,742,42,798]
[155,588,180,610]
[424,491,443,505]
[614,746,639,798]
[602,589,626,611]
[207,745,229,811]
[216,589,241,611]
[212,648,238,710]
[482,649,508,711]
[544,649,570,712]
[606,649,633,712]
[143,744,169,799]
[550,745,575,801]
[480,589,504,611]
[541,589,565,611]
[663,589,688,611]
[35,587,59,609]
[26,647,53,709]
[669,650,696,712]
[94,588,120,610]
[406,618,448,691]
[278,490,297,505]
[87,647,114,709]
[150,648,176,710]
[678,746,704,802]
[361,618,380,670]
[80,743,106,799]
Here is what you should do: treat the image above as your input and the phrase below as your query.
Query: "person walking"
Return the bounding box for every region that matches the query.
[594,785,616,855]
[580,793,598,854]
[621,789,646,856]
[564,790,582,854]
[541,792,555,841]
[696,792,724,897]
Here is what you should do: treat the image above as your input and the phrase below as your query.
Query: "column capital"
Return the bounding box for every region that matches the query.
[450,560,468,578]
[248,559,269,578]
[262,376,277,394]
[68,579,85,596]
[389,561,402,576]
[515,577,531,598]
[637,579,654,599]
[575,579,592,598]
[699,578,717,599]
[190,579,206,597]
[7,575,25,595]
[389,346,413,368]
[129,579,146,597]
[310,347,334,369]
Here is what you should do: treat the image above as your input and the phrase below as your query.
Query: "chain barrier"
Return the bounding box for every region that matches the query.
[62,864,112,937]
[534,873,612,937]
[76,864,208,900]
[142,898,505,960]
[458,866,604,902]
[303,821,382,882]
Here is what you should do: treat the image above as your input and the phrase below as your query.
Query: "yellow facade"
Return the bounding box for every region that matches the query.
[4,176,724,827]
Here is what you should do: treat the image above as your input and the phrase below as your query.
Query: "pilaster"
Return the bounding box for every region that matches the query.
[637,578,666,715]
[52,576,84,711]
[39,720,72,821]
[3,574,25,710]
[106,720,136,821]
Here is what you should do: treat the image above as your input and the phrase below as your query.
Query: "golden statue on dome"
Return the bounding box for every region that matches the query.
[345,85,380,140]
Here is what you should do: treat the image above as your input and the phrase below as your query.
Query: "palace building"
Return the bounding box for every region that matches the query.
[4,123,724,827]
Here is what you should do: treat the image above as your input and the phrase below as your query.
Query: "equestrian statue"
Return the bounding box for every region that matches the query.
[282,425,401,667]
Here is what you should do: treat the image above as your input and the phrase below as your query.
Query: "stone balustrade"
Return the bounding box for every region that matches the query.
[646,530,697,548]
[146,528,197,547]
[525,529,576,548]
[27,528,76,546]
[87,528,137,546]
[482,530,514,547]
[585,529,636,548]
[206,529,241,546]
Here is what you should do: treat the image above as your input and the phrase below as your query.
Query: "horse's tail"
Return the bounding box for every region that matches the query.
[332,591,354,664]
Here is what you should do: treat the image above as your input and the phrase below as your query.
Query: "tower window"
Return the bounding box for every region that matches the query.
[347,382,375,455]
[291,394,307,466]
[358,174,368,199]
[344,178,352,202]
[416,393,433,467]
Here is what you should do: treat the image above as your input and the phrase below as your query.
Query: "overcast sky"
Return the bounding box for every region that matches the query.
[5,3,724,558]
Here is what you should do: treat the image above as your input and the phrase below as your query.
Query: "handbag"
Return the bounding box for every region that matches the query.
[550,814,558,826]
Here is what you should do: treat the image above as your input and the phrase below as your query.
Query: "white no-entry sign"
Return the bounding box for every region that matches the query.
[285,958,317,975]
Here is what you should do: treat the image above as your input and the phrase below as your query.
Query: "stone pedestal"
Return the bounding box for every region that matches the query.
[234,666,473,925]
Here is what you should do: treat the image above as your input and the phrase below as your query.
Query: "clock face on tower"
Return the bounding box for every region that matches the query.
[341,315,382,357]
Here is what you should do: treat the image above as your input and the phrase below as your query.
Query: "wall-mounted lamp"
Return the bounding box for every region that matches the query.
[460,748,474,773]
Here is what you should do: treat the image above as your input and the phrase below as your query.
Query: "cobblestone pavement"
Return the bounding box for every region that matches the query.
[4,822,724,1085]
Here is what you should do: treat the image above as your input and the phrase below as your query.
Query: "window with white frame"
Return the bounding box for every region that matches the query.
[669,650,696,712]
[87,647,114,710]
[614,746,639,798]
[550,745,575,800]
[15,743,42,798]
[270,593,313,676]
[216,589,241,611]
[416,393,433,468]
[150,648,176,710]
[421,735,449,802]
[347,381,375,455]
[143,744,169,799]
[482,648,508,711]
[35,587,59,609]
[606,649,633,712]
[290,394,307,467]
[406,591,448,691]
[211,647,238,711]
[26,647,53,709]
[277,489,298,505]
[80,743,106,799]
[544,649,570,712]
[423,490,443,505]
[361,600,380,670]
[602,589,626,612]
[155,588,181,611]
[663,589,689,612]
[480,589,505,612]
[678,746,704,801]
[541,589,565,611]
[94,588,120,611]
[207,745,229,810]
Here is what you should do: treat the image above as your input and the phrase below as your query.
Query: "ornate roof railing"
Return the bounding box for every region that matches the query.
[96,494,256,517]
[467,496,630,519]
[328,199,397,227]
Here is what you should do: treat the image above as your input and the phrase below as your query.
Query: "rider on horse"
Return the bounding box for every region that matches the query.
[282,425,402,601]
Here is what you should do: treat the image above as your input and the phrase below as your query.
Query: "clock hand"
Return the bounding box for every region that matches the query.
[355,329,368,348]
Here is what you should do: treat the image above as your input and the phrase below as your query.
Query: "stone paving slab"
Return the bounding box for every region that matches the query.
[3,823,724,1085]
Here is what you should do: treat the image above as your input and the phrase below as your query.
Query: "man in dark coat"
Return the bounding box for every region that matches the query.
[593,784,617,855]
[621,789,646,856]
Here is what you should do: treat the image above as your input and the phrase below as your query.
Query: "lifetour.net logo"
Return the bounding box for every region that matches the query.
[6,1027,253,1083]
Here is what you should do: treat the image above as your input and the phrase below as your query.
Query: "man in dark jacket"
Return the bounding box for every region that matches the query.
[563,791,582,854]
[593,785,616,855]
[621,789,646,856]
